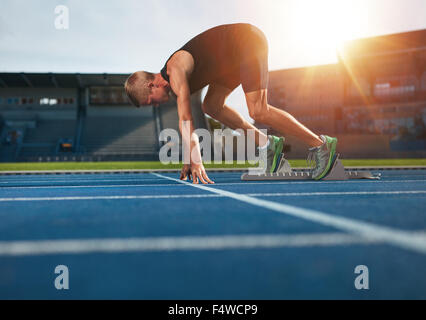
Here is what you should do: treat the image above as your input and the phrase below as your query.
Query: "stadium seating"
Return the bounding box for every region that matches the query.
[16,119,76,160]
[22,119,76,145]
[159,102,180,132]
[80,117,158,158]
[0,73,205,162]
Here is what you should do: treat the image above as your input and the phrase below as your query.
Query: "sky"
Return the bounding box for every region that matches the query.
[1,0,426,120]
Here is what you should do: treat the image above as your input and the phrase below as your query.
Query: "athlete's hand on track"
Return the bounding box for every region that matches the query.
[179,163,214,184]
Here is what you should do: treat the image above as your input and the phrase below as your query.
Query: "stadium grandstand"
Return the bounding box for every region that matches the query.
[0,73,206,162]
[267,28,426,159]
[1,30,425,163]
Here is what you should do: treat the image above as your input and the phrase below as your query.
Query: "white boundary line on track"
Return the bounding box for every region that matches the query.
[1,176,425,185]
[1,179,425,190]
[206,179,426,186]
[152,173,426,255]
[0,194,221,201]
[0,183,184,189]
[0,190,425,202]
[0,233,385,256]
[252,191,426,197]
[0,178,162,184]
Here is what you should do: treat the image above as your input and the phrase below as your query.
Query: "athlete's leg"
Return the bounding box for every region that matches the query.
[240,26,336,178]
[202,84,267,146]
[238,25,322,147]
[245,88,338,179]
[245,89,323,148]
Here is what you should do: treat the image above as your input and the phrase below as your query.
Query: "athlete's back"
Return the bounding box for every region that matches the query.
[161,23,268,93]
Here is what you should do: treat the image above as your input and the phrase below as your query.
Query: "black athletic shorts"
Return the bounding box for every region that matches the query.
[211,25,269,93]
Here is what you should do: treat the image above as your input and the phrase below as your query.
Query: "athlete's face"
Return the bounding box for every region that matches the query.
[148,86,170,107]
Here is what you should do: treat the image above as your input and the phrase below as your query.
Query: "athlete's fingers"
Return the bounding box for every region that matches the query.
[180,167,190,181]
[192,171,199,184]
[202,171,214,184]
[200,170,211,184]
[191,170,197,183]
[197,170,208,184]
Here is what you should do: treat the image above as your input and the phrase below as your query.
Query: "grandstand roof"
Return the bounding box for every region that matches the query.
[339,28,426,59]
[0,73,130,88]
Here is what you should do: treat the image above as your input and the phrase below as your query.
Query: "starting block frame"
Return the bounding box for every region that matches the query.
[241,155,381,181]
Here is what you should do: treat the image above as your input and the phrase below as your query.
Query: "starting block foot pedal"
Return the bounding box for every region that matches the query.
[241,154,380,181]
[322,156,347,180]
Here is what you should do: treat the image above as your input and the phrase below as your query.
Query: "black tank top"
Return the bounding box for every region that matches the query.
[161,23,260,94]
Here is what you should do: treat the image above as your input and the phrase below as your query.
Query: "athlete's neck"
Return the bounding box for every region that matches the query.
[153,73,169,88]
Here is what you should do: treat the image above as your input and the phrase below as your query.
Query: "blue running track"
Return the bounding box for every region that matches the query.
[0,170,425,299]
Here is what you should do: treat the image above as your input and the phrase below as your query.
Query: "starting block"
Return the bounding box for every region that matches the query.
[241,154,381,181]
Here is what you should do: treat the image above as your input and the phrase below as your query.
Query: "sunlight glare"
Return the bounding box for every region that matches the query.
[284,0,367,64]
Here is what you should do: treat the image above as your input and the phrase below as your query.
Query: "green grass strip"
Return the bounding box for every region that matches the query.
[0,161,252,171]
[0,159,425,171]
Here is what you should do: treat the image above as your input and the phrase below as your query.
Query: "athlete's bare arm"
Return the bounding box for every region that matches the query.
[167,51,214,184]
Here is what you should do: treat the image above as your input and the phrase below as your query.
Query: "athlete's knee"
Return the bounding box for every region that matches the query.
[247,98,269,123]
[202,99,223,118]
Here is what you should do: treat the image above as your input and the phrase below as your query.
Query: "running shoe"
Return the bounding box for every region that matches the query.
[307,135,338,180]
[266,135,284,173]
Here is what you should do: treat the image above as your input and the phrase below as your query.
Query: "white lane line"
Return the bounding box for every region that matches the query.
[0,178,161,184]
[152,173,426,255]
[1,179,424,190]
[0,183,184,189]
[0,233,383,256]
[0,190,425,202]
[219,179,426,186]
[0,194,221,201]
[251,191,426,197]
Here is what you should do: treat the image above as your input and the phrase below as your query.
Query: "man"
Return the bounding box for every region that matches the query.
[125,23,337,184]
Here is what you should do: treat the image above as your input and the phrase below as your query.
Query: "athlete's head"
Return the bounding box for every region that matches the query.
[124,71,171,107]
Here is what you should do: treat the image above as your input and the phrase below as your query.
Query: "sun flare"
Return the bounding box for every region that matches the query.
[269,0,369,65]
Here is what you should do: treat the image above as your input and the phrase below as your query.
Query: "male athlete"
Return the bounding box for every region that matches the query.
[125,23,337,184]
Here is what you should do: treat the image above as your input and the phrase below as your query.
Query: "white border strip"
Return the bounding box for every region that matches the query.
[0,183,184,189]
[152,173,426,255]
[0,190,424,202]
[1,179,425,190]
[0,194,221,201]
[0,233,380,256]
[0,165,424,175]
[253,191,426,197]
[0,178,162,184]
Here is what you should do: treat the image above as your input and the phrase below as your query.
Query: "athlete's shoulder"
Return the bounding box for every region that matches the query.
[167,50,194,76]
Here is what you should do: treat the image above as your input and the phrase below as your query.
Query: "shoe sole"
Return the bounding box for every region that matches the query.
[314,137,337,180]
